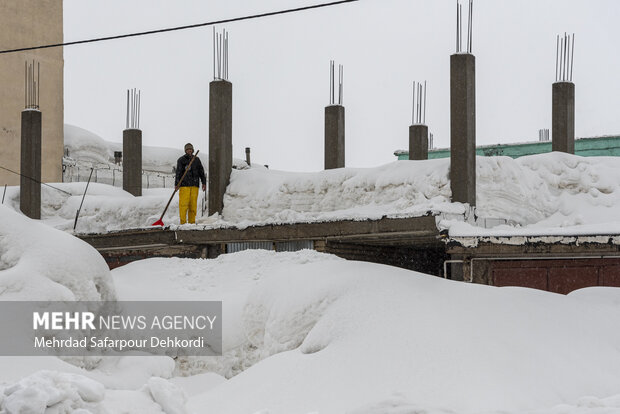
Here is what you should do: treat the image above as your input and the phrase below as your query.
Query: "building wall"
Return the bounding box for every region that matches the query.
[0,0,63,185]
[395,136,620,160]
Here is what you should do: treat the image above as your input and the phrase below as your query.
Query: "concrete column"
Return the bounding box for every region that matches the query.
[324,105,345,169]
[20,109,42,219]
[552,82,575,154]
[208,80,232,216]
[450,53,476,206]
[409,125,429,160]
[122,129,142,196]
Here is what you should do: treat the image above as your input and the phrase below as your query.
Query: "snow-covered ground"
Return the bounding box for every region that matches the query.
[1,207,620,413]
[3,126,620,412]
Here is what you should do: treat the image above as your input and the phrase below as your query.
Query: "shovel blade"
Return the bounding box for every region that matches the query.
[152,219,164,226]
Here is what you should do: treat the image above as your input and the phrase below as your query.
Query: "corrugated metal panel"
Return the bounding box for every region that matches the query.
[275,240,314,252]
[227,241,273,253]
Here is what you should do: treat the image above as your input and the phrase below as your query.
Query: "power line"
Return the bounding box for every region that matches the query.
[0,165,73,195]
[0,0,362,55]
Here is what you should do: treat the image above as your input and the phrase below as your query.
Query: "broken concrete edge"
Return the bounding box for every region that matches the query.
[444,234,620,248]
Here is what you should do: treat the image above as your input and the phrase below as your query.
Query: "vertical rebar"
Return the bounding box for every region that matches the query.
[423,80,427,124]
[126,90,129,129]
[339,64,343,105]
[411,82,415,125]
[213,27,216,80]
[570,33,575,82]
[457,1,460,52]
[555,35,559,82]
[563,33,568,81]
[468,0,473,53]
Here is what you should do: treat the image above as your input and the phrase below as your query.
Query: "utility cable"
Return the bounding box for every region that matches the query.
[0,0,362,55]
[0,165,73,195]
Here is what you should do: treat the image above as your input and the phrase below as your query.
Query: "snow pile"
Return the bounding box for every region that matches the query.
[0,371,104,413]
[65,124,181,173]
[113,250,342,378]
[1,183,182,233]
[223,152,620,236]
[115,250,620,414]
[222,158,459,225]
[0,368,190,414]
[0,205,115,300]
[450,152,620,237]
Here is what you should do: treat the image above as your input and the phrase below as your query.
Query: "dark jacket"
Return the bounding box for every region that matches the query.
[175,154,206,187]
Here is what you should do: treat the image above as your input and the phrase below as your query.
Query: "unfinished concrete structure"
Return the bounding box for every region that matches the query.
[325,105,345,169]
[552,82,575,154]
[122,89,142,196]
[409,81,429,160]
[552,33,575,154]
[0,1,63,186]
[122,129,142,197]
[450,0,476,206]
[325,61,345,170]
[20,109,42,219]
[450,53,476,206]
[409,125,428,160]
[208,80,233,215]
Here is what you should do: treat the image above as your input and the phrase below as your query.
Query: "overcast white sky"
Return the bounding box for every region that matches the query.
[63,0,620,171]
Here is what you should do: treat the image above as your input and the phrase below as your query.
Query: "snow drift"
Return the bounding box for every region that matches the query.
[222,152,620,237]
[115,250,620,414]
[0,205,115,300]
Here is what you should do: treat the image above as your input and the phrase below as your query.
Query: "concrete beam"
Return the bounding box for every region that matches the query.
[450,53,476,206]
[325,105,345,169]
[409,124,429,160]
[552,82,575,154]
[78,216,442,250]
[20,109,41,219]
[122,129,142,196]
[209,80,232,215]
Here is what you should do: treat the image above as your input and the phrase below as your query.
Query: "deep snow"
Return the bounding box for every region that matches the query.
[1,207,620,413]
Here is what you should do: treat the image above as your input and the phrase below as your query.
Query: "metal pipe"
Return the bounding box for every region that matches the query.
[443,259,464,279]
[74,168,94,231]
[468,0,473,53]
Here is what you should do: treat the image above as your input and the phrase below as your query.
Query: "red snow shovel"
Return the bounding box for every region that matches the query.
[152,150,200,226]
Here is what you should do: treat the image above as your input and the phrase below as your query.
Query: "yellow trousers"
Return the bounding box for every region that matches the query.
[179,186,199,224]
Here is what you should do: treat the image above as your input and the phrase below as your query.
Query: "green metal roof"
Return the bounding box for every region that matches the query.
[394,136,620,160]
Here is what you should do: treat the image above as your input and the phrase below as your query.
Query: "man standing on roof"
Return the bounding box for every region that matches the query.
[175,143,206,224]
